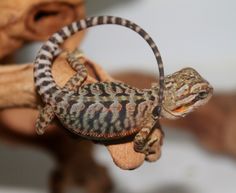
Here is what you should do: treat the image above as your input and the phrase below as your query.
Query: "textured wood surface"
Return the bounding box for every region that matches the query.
[0,0,85,59]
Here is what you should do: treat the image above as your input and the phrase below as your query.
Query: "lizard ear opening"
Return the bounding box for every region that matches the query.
[152,106,161,119]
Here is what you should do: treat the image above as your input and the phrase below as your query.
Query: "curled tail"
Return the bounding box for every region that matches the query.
[34,16,164,114]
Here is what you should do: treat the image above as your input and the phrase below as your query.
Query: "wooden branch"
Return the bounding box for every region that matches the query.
[0,53,163,171]
[0,0,85,59]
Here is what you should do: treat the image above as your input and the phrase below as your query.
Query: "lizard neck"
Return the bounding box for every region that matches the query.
[145,86,171,119]
[142,87,163,118]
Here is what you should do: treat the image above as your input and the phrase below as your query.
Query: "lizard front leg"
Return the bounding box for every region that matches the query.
[36,49,87,135]
[133,120,162,156]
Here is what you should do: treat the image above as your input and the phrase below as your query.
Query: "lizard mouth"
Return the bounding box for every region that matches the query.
[173,105,189,113]
[162,103,194,119]
[172,99,196,113]
[171,92,210,116]
[171,98,198,116]
[172,104,193,115]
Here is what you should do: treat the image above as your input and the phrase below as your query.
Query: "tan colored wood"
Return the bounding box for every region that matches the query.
[108,142,145,170]
[0,0,85,59]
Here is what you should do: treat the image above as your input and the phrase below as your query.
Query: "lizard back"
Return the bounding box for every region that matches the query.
[55,82,156,139]
[34,16,165,139]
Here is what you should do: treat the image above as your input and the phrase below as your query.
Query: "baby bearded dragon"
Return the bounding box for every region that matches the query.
[34,16,165,153]
[34,16,213,154]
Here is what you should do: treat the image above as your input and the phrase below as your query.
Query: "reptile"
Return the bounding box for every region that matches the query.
[34,16,213,154]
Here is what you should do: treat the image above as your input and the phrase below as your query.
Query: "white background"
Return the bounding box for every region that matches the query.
[1,0,236,193]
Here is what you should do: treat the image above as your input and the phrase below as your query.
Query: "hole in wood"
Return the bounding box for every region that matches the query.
[34,10,59,22]
[25,2,80,37]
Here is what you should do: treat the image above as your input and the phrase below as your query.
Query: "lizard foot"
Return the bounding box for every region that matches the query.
[134,127,158,154]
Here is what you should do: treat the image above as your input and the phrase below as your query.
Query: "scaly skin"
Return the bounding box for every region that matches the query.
[34,16,213,155]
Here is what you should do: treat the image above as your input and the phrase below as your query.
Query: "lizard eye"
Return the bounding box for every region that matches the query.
[198,91,208,99]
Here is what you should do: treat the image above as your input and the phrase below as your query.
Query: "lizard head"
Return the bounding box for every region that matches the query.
[153,67,213,119]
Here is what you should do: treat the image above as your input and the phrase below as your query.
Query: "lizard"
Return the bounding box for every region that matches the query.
[34,16,213,154]
[34,16,165,153]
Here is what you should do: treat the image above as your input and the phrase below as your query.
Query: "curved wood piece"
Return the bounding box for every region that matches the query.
[0,0,85,59]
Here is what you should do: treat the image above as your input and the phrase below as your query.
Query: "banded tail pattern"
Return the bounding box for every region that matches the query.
[34,16,164,115]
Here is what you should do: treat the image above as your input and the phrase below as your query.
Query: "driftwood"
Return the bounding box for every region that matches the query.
[113,72,236,158]
[0,0,85,60]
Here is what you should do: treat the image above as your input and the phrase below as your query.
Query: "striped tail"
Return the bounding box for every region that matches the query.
[34,16,164,115]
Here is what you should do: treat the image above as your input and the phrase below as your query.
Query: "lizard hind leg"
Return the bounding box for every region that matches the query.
[36,105,55,135]
[36,49,87,135]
